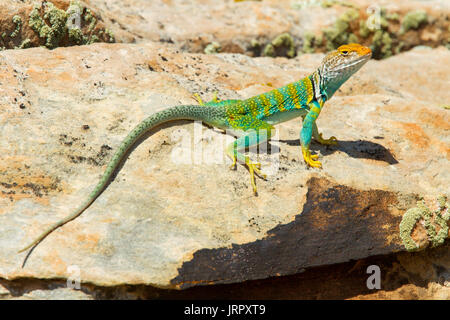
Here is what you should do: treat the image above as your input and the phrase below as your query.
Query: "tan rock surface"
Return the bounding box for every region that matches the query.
[0,42,448,289]
[89,0,450,57]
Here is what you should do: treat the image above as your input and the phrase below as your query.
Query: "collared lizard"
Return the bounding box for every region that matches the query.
[19,43,372,266]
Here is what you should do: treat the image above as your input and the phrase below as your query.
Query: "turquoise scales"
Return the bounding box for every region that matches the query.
[19,43,372,266]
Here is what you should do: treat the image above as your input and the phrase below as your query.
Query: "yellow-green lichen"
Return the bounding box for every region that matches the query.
[66,0,83,17]
[291,0,318,9]
[386,12,400,22]
[323,8,359,51]
[263,32,296,58]
[447,25,450,49]
[302,32,315,53]
[394,41,405,55]
[204,41,221,54]
[289,5,444,60]
[250,39,260,48]
[16,39,32,49]
[10,15,22,38]
[29,2,67,49]
[359,8,396,59]
[89,34,99,44]
[66,0,83,43]
[401,10,428,33]
[359,20,370,38]
[301,32,323,54]
[399,196,449,252]
[262,43,275,57]
[372,29,393,58]
[68,27,83,44]
[104,29,115,43]
[84,8,97,32]
[318,0,357,9]
[28,1,114,49]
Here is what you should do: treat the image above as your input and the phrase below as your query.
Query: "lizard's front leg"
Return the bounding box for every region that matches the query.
[300,101,322,168]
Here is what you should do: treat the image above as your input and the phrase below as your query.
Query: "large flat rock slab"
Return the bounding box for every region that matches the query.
[0,42,448,288]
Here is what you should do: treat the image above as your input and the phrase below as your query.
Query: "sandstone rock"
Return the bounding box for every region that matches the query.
[87,0,450,58]
[0,42,448,290]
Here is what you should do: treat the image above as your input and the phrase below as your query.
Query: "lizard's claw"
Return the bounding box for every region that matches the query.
[302,148,322,168]
[246,161,266,195]
[211,91,221,103]
[229,155,237,170]
[251,162,266,179]
[193,92,221,106]
[193,93,205,105]
[316,133,338,146]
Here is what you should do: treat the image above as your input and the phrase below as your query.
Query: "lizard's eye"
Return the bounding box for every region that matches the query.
[340,50,349,55]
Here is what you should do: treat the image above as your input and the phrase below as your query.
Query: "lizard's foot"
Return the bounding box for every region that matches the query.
[193,91,221,106]
[193,93,205,105]
[250,162,267,179]
[229,155,237,170]
[316,133,338,146]
[246,160,266,195]
[211,91,220,103]
[302,147,322,168]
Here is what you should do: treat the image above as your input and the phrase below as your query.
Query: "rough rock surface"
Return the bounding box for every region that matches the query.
[91,0,450,56]
[0,41,448,293]
[1,0,449,57]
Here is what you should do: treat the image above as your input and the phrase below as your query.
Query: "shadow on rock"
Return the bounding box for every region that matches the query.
[280,138,398,165]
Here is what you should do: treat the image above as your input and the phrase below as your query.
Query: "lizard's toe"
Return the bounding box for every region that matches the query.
[317,133,338,146]
[302,148,322,168]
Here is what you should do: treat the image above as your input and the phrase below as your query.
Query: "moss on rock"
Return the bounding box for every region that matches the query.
[263,32,296,58]
[204,41,221,54]
[323,8,359,51]
[399,196,449,252]
[10,15,22,38]
[28,1,115,49]
[401,10,428,33]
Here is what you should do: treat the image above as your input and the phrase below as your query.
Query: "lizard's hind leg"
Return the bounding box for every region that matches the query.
[226,119,273,195]
[193,91,221,105]
[312,122,338,146]
[193,92,240,107]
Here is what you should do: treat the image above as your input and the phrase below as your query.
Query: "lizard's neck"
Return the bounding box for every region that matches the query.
[317,61,366,100]
[307,68,352,104]
[308,70,328,103]
[320,72,353,100]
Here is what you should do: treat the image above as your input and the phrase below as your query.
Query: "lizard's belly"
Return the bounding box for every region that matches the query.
[263,108,308,125]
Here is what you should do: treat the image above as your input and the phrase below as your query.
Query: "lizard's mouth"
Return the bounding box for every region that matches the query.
[334,53,371,72]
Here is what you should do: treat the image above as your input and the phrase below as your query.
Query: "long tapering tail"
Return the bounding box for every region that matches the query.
[19,104,221,267]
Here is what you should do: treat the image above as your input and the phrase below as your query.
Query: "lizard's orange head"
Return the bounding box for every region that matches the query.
[319,43,371,98]
[336,43,372,57]
[321,43,371,74]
